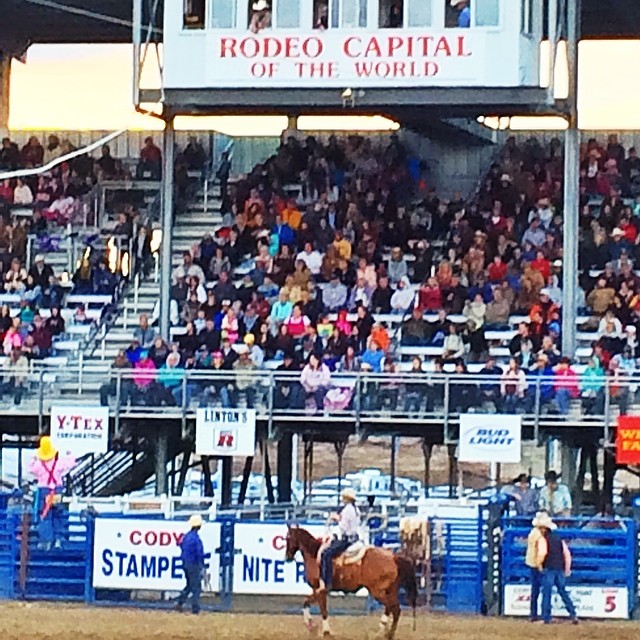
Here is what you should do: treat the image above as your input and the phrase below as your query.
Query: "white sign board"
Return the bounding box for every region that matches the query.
[93,518,221,592]
[233,523,325,595]
[50,405,109,456]
[196,408,256,457]
[503,584,629,620]
[163,29,495,89]
[458,414,521,464]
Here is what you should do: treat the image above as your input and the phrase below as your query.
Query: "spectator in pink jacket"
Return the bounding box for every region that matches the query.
[553,357,580,415]
[300,353,331,411]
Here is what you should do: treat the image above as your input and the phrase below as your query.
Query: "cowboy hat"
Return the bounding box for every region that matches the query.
[340,488,357,503]
[188,514,203,529]
[532,512,557,530]
[253,0,270,10]
[35,436,57,462]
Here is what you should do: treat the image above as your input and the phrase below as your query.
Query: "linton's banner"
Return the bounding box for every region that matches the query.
[195,408,256,457]
[616,416,640,464]
[458,414,521,464]
[93,518,221,592]
[204,30,483,87]
[50,405,109,456]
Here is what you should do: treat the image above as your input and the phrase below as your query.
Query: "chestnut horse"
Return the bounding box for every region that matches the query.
[285,525,417,639]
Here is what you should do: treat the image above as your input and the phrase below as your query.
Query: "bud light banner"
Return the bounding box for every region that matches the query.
[50,405,109,456]
[458,414,521,464]
[93,518,221,592]
[195,408,256,457]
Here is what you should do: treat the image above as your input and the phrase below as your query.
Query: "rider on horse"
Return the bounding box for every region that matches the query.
[319,488,361,592]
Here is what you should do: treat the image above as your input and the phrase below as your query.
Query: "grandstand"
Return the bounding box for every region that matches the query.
[2,0,640,627]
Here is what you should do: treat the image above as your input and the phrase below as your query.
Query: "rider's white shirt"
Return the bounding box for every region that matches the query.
[339,503,360,537]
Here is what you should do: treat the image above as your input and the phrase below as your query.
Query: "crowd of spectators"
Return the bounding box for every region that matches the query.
[94,130,640,419]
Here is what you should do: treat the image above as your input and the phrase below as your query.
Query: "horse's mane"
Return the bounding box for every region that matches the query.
[295,527,322,556]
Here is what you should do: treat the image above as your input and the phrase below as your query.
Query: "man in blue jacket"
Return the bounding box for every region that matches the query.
[176,515,205,614]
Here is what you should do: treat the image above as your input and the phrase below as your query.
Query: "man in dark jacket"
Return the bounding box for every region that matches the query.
[177,514,206,614]
[536,515,578,625]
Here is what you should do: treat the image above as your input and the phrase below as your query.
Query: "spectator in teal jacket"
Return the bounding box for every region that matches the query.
[580,357,605,415]
[158,352,187,406]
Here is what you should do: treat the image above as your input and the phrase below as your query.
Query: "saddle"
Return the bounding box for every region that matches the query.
[317,538,370,568]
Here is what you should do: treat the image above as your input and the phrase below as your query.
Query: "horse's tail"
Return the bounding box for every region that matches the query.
[395,554,418,630]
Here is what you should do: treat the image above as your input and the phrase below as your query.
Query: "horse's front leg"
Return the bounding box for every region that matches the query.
[317,589,332,637]
[302,593,317,632]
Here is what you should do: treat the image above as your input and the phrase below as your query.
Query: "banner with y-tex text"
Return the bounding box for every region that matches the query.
[50,405,109,456]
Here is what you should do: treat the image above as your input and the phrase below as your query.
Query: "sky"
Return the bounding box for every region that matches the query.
[7,41,640,134]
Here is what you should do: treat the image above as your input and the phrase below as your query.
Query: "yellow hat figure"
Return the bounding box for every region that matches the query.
[188,514,203,529]
[35,436,58,462]
[340,488,357,503]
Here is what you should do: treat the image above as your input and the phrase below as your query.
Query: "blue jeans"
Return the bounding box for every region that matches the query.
[530,568,543,620]
[178,564,202,614]
[502,393,520,414]
[320,538,351,589]
[541,569,577,622]
[555,388,571,414]
[35,487,64,548]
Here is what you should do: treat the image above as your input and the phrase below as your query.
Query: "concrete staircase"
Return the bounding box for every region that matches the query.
[83,184,223,366]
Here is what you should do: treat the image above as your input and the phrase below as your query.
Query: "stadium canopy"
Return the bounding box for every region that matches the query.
[0,0,639,55]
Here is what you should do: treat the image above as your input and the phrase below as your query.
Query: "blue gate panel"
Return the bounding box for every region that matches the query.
[501,517,637,619]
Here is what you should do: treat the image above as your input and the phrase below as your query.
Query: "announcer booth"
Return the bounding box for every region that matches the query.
[155,0,552,116]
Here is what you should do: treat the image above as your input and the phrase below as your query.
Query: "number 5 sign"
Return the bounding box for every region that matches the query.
[503,585,629,619]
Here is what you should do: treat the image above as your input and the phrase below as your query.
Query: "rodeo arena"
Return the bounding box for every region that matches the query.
[2,1,640,639]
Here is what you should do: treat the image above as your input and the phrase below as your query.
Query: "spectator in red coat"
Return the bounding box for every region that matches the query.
[488,255,508,284]
[137,136,162,180]
[531,250,551,282]
[418,277,442,311]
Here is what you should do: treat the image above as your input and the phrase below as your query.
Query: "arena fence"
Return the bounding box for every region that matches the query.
[0,506,637,619]
[500,516,638,620]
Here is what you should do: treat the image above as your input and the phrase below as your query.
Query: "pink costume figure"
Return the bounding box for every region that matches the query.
[29,436,76,549]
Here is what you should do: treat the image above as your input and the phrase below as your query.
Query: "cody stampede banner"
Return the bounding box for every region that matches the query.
[195,408,256,457]
[458,414,522,464]
[50,405,109,456]
[93,518,221,591]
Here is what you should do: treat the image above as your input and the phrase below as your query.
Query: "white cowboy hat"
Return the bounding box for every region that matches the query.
[340,488,357,503]
[531,512,557,530]
[188,514,203,529]
[253,0,270,10]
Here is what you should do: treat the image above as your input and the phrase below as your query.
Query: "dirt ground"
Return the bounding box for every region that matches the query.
[0,602,635,640]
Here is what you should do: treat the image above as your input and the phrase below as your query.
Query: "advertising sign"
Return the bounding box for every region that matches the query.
[196,408,256,457]
[503,585,629,619]
[616,416,640,464]
[233,522,325,595]
[204,31,482,88]
[458,414,521,464]
[93,518,221,592]
[50,405,109,456]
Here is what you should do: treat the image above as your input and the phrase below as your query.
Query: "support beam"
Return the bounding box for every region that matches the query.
[155,422,168,496]
[238,456,254,505]
[334,440,347,502]
[0,53,10,137]
[159,118,175,341]
[202,455,213,497]
[390,436,398,495]
[276,432,293,503]
[220,457,233,508]
[561,0,580,358]
[421,440,433,498]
